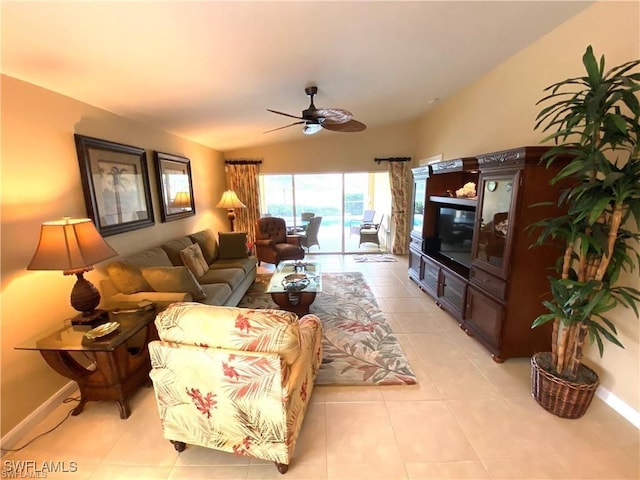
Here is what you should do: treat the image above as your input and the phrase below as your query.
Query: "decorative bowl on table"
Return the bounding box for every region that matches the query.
[281,273,310,292]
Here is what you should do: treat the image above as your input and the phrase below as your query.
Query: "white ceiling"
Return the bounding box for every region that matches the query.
[1,1,592,152]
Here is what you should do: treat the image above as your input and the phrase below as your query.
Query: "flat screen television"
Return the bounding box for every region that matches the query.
[429,205,475,269]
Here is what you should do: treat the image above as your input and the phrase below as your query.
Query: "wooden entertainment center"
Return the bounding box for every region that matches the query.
[408,146,566,362]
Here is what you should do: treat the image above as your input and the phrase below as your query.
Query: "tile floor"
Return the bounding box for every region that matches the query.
[3,254,639,479]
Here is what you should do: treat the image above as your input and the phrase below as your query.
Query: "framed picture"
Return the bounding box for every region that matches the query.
[74,134,155,236]
[153,151,196,222]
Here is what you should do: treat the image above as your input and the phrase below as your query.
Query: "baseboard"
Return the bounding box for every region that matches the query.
[1,381,77,452]
[596,385,640,429]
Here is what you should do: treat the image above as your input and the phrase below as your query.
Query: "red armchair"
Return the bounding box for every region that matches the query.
[255,217,305,266]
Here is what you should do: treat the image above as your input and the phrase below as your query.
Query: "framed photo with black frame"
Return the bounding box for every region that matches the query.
[74,134,155,236]
[153,151,196,222]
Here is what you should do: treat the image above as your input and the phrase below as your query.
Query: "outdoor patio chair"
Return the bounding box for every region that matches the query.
[359,214,384,247]
[300,216,322,251]
[350,210,376,236]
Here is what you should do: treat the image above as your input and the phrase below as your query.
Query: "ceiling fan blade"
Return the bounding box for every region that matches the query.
[322,119,367,132]
[314,108,352,124]
[266,109,304,120]
[263,121,305,134]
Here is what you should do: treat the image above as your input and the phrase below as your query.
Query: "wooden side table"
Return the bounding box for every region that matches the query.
[15,308,158,419]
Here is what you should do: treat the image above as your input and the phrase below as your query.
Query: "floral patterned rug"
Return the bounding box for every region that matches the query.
[238,272,417,386]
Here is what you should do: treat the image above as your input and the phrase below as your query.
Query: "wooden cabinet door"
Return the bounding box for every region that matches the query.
[465,286,504,351]
[471,170,520,280]
[420,256,440,297]
[440,269,467,319]
[408,247,422,283]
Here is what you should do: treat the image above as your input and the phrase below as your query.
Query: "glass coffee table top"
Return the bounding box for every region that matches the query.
[266,260,322,294]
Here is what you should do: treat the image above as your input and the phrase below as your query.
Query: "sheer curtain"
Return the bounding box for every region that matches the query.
[388,161,410,254]
[224,160,261,246]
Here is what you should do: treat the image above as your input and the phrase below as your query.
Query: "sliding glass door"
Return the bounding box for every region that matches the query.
[259,172,390,254]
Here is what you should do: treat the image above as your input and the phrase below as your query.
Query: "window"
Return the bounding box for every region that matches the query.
[259,172,390,253]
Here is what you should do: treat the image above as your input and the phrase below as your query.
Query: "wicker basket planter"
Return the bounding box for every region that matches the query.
[531,352,599,419]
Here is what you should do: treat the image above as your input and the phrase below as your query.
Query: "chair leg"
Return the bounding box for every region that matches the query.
[275,462,289,474]
[170,440,186,452]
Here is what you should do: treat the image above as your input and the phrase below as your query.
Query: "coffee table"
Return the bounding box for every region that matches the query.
[266,260,322,315]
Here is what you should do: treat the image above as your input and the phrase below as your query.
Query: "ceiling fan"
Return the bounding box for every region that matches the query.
[265,86,367,135]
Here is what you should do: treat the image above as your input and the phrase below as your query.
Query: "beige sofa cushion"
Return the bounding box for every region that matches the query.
[189,229,218,265]
[180,243,208,278]
[106,247,173,294]
[162,237,194,266]
[211,256,257,274]
[200,283,233,305]
[141,266,206,301]
[199,267,246,289]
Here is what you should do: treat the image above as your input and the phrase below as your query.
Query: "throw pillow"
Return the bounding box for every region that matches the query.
[141,266,207,301]
[189,230,218,265]
[218,232,249,259]
[180,243,209,278]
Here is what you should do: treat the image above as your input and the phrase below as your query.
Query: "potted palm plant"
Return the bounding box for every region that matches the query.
[530,46,640,418]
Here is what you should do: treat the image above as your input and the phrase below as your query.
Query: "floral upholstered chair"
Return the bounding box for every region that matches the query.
[148,302,323,474]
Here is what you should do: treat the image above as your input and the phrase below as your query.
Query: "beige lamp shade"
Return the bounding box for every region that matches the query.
[171,191,192,209]
[28,218,117,274]
[216,190,246,209]
[28,218,118,324]
[216,190,246,232]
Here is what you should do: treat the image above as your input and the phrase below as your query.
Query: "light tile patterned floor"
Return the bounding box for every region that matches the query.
[3,255,639,479]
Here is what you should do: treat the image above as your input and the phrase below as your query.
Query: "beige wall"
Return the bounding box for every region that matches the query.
[414,1,640,411]
[224,120,418,174]
[0,75,228,435]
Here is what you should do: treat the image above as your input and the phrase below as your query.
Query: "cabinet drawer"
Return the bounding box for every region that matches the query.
[409,235,423,251]
[441,270,466,312]
[469,267,507,300]
[465,287,504,349]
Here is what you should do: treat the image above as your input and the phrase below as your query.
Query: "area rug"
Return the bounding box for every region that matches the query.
[238,272,417,386]
[353,254,398,263]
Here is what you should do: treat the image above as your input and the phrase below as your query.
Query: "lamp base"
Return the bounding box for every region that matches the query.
[71,309,109,327]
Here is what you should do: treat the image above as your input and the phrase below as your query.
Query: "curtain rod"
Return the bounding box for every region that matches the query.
[225,159,263,165]
[374,157,412,164]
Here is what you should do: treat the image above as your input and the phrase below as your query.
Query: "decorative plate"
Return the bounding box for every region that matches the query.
[85,321,120,340]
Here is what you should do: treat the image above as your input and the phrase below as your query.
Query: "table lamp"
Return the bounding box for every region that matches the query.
[27,217,118,325]
[216,190,246,231]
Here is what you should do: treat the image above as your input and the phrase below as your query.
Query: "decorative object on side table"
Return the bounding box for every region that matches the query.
[216,190,246,231]
[529,46,640,418]
[28,217,118,326]
[74,134,155,236]
[153,151,196,222]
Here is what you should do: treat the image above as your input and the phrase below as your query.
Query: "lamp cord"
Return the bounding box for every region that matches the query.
[0,397,80,453]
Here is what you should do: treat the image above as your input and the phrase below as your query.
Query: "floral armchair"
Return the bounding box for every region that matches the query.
[148,302,323,474]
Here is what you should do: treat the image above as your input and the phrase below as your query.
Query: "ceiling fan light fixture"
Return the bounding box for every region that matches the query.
[303,123,322,135]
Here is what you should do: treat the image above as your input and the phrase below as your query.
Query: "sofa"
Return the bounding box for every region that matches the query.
[101,230,257,310]
[148,302,323,473]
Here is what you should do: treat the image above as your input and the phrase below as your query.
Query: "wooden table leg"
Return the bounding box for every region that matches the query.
[38,324,156,419]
